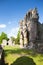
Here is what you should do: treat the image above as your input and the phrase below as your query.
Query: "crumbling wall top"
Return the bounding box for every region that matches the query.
[24,8,39,21]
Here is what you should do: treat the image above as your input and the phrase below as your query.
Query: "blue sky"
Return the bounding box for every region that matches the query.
[0,0,43,37]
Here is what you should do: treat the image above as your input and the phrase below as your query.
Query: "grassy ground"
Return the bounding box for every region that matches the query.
[3,45,43,65]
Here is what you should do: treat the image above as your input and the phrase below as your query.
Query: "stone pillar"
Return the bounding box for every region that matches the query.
[20,32,23,48]
[19,20,24,48]
[27,20,31,42]
[23,20,28,47]
[24,32,28,47]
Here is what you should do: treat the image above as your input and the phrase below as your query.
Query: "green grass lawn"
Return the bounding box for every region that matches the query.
[3,45,43,65]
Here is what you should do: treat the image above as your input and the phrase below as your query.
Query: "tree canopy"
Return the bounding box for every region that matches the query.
[0,32,8,44]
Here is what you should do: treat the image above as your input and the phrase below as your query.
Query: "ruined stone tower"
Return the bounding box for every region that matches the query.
[19,8,43,48]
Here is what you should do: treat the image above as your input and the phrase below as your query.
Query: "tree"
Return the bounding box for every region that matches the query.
[0,32,8,44]
[0,36,2,44]
[15,30,20,44]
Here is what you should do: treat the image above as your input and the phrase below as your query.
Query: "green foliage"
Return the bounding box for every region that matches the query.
[11,36,15,43]
[15,30,20,44]
[0,36,2,44]
[0,32,8,44]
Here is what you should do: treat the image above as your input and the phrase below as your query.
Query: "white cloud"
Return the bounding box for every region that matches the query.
[0,24,6,28]
[8,27,19,38]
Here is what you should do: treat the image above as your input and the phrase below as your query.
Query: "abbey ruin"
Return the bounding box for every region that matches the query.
[19,8,43,50]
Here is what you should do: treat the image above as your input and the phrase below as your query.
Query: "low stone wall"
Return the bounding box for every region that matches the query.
[37,43,43,53]
[33,42,43,53]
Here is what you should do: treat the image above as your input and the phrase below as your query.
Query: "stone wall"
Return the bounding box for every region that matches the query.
[19,8,43,49]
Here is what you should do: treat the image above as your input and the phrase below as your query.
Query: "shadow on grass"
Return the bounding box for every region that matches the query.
[11,56,36,65]
[4,48,38,57]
